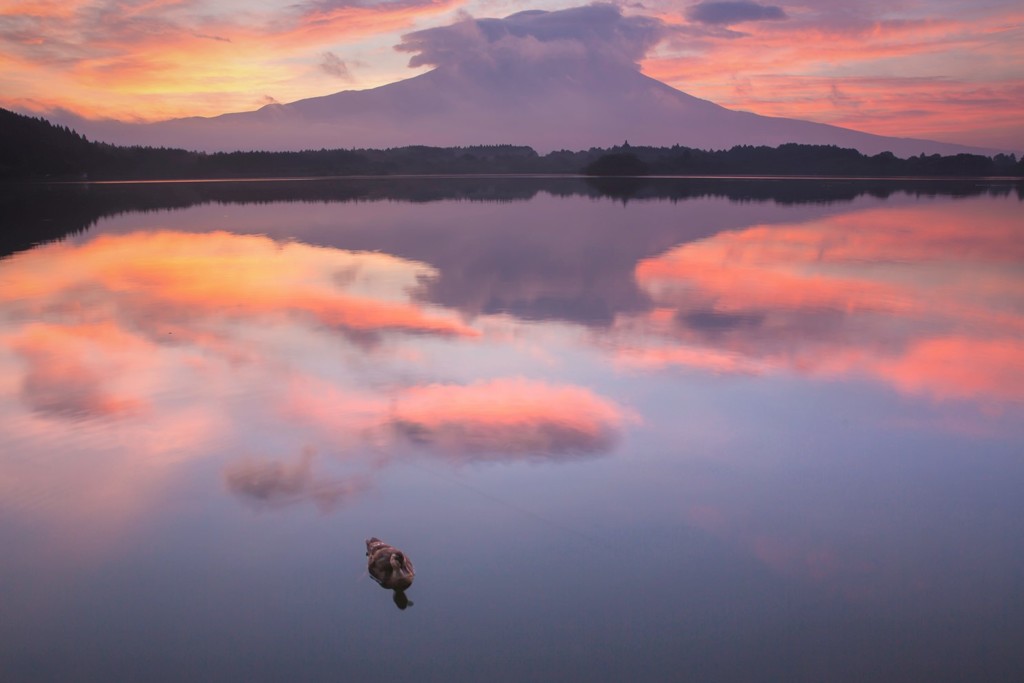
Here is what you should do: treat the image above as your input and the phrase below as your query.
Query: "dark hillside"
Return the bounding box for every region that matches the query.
[1,108,1021,180]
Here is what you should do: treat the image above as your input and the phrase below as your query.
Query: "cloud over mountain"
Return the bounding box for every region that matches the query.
[320,51,352,80]
[397,3,667,71]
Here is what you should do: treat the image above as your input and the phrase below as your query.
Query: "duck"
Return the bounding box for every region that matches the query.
[366,537,415,591]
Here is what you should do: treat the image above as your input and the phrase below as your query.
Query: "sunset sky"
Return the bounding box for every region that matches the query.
[1,0,1021,149]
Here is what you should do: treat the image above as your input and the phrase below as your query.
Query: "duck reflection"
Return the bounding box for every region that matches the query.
[390,589,413,610]
[366,537,415,610]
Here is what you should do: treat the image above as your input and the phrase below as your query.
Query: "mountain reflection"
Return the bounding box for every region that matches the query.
[616,198,1024,402]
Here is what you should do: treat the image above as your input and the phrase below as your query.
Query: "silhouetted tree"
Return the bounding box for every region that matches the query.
[583,153,650,176]
[2,107,1021,181]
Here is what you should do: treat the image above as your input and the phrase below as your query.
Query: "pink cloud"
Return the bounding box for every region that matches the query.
[282,375,634,462]
[386,377,632,459]
[9,323,152,419]
[617,199,1024,404]
[0,0,461,120]
[0,231,478,342]
[642,5,1024,148]
[875,337,1024,402]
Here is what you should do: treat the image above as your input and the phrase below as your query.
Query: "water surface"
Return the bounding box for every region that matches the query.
[1,178,1022,682]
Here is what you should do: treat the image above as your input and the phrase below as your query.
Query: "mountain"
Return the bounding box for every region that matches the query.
[25,5,1007,158]
[61,59,997,158]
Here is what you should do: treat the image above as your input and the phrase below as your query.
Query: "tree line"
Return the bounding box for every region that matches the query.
[2,107,1022,180]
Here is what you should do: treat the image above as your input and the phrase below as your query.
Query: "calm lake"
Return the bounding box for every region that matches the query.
[1,177,1022,682]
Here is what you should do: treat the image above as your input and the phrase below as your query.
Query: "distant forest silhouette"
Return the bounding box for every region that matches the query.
[2,107,1022,181]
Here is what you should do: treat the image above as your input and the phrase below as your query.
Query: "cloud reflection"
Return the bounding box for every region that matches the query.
[387,378,630,459]
[283,376,633,463]
[0,230,478,346]
[224,448,369,512]
[617,199,1024,404]
[10,322,150,419]
[684,503,859,592]
[0,227,632,527]
[875,337,1024,403]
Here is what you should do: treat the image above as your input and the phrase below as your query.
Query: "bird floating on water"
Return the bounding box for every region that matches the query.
[366,537,415,592]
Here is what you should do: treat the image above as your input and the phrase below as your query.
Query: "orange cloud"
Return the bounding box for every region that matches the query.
[643,8,1024,147]
[636,201,1024,326]
[0,230,478,340]
[269,0,462,50]
[876,337,1024,402]
[636,232,912,314]
[282,375,633,462]
[0,0,461,120]
[1,0,75,19]
[619,198,1024,404]
[8,322,152,419]
[387,378,632,459]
